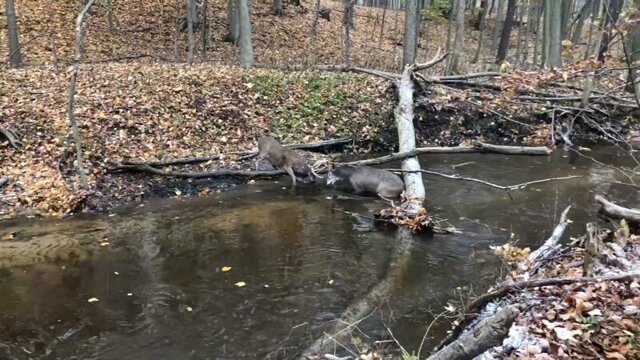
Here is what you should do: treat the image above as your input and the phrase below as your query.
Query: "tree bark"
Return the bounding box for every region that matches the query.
[571,0,591,47]
[343,0,356,67]
[544,0,562,67]
[495,0,516,63]
[310,0,321,36]
[273,0,283,16]
[201,0,208,60]
[186,0,196,65]
[237,0,253,68]
[597,0,623,62]
[472,0,490,63]
[68,0,96,187]
[596,195,640,224]
[560,0,572,41]
[449,0,466,73]
[5,0,22,68]
[427,307,517,360]
[403,0,419,65]
[627,0,640,103]
[490,0,506,58]
[226,0,240,44]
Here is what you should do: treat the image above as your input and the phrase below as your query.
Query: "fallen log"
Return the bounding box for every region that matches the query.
[432,272,640,354]
[527,205,572,274]
[116,137,352,167]
[341,142,551,166]
[595,195,640,224]
[427,307,517,360]
[108,163,285,178]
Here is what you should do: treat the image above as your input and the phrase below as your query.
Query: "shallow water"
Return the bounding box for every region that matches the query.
[0,146,637,359]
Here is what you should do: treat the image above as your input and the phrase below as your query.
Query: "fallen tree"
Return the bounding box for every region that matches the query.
[341,142,551,167]
[595,194,640,224]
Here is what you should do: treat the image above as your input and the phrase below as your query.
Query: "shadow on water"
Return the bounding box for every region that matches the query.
[0,146,638,359]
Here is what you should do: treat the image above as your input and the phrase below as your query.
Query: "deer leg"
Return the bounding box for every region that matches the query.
[378,193,395,208]
[285,166,297,186]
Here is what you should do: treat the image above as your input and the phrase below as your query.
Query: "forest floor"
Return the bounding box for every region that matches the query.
[0,0,639,220]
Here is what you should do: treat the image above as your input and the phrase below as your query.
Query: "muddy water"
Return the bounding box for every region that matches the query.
[0,146,637,359]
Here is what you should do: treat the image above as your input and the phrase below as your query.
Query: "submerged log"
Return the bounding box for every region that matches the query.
[595,195,640,224]
[108,164,284,178]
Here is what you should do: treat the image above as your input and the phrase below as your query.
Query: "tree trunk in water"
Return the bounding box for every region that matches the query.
[490,0,506,58]
[273,0,283,16]
[597,0,623,62]
[571,0,591,47]
[403,0,419,65]
[626,0,640,104]
[68,0,96,187]
[343,0,356,66]
[186,0,196,65]
[472,0,490,63]
[201,0,208,60]
[226,0,240,44]
[449,0,466,73]
[237,0,253,68]
[5,0,22,68]
[495,0,516,63]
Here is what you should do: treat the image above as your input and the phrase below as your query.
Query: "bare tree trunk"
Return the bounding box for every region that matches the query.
[403,0,419,65]
[201,0,208,60]
[472,0,490,63]
[496,0,516,63]
[584,0,599,59]
[544,0,562,67]
[597,0,623,62]
[490,0,506,57]
[378,0,387,48]
[186,0,196,65]
[449,0,466,73]
[571,0,591,47]
[273,0,283,16]
[444,0,455,71]
[343,0,356,66]
[226,0,240,44]
[237,0,253,68]
[68,0,96,187]
[5,0,22,68]
[310,0,321,36]
[174,0,180,60]
[533,1,543,67]
[560,0,572,41]
[626,0,640,104]
[514,0,525,67]
[520,0,532,67]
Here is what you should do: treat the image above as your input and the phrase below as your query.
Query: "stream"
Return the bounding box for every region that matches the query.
[0,146,637,359]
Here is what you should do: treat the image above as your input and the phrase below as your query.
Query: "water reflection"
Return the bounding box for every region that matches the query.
[0,146,634,358]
